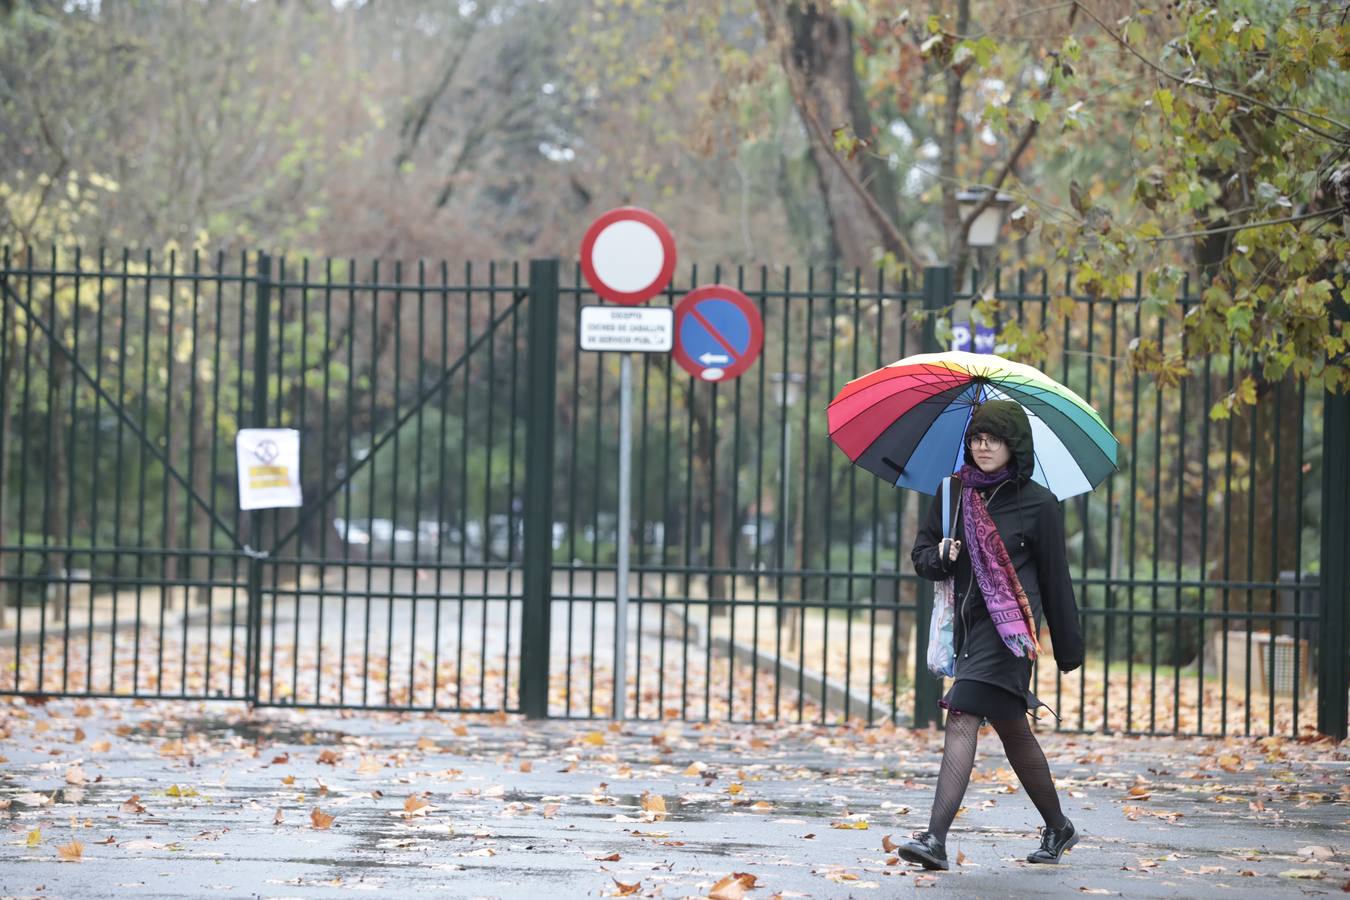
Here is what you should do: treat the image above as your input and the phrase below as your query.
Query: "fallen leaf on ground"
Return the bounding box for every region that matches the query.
[542,803,560,818]
[121,796,146,814]
[94,835,116,845]
[15,792,54,807]
[1278,869,1324,880]
[640,791,667,817]
[273,809,284,825]
[611,878,641,896]
[57,840,84,861]
[594,852,621,862]
[1297,846,1334,862]
[316,749,341,765]
[708,872,757,900]
[65,765,88,785]
[89,740,110,753]
[26,829,41,848]
[310,808,335,829]
[881,835,898,852]
[830,819,868,830]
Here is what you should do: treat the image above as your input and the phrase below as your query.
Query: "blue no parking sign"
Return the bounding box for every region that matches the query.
[671,285,764,382]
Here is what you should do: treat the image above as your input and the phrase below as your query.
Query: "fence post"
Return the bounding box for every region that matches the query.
[520,258,560,719]
[913,265,952,728]
[244,252,271,705]
[1319,293,1349,740]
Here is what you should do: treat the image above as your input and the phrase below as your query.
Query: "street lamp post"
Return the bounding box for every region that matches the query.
[954,188,1015,350]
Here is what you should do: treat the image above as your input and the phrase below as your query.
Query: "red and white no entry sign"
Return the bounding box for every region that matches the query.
[579,207,677,306]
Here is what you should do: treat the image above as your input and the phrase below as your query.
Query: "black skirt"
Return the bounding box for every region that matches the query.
[942,679,1027,721]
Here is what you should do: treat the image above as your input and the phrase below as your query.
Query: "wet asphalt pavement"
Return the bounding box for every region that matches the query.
[1,700,1347,898]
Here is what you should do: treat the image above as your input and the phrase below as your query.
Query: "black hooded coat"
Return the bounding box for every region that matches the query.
[910,400,1084,714]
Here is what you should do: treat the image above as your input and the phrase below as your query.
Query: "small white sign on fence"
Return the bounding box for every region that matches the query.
[236,428,303,510]
[578,305,674,353]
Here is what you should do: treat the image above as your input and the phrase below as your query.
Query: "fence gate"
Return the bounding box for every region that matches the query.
[0,250,530,713]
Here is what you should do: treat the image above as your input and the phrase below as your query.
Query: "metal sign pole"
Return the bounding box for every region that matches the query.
[613,353,633,720]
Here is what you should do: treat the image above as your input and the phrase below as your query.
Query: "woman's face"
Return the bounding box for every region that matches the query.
[968,432,1012,474]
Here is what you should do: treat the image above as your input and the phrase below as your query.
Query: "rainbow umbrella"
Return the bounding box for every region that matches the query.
[827,350,1118,500]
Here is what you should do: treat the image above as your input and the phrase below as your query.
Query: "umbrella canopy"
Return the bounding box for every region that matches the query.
[828,350,1118,500]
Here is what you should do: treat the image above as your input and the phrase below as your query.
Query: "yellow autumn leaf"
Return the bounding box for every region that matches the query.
[708,873,750,900]
[26,828,41,847]
[310,807,335,829]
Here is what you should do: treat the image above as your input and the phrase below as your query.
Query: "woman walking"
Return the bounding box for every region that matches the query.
[899,399,1084,870]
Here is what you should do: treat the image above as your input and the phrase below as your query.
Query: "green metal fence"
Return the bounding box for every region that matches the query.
[1,248,1345,738]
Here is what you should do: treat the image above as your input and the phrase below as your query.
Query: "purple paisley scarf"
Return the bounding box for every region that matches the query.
[959,463,1040,660]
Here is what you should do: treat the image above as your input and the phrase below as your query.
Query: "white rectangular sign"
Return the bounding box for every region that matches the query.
[236,428,303,511]
[579,305,674,353]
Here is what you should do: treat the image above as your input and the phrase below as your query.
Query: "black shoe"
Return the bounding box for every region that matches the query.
[897,831,949,871]
[1027,818,1078,864]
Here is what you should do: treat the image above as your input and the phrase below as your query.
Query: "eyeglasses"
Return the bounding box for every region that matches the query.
[966,434,1005,450]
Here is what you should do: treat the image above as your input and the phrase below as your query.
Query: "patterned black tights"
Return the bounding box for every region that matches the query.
[926,711,1066,842]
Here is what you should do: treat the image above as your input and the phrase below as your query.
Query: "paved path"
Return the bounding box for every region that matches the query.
[1,699,1346,898]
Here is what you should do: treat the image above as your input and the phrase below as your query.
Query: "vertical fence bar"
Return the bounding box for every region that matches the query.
[913,265,951,728]
[245,252,272,704]
[1318,294,1349,740]
[520,258,559,719]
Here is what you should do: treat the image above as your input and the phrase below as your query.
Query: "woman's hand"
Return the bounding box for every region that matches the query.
[940,538,962,562]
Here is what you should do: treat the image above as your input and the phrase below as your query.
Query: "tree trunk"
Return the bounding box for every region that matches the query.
[760,1,905,270]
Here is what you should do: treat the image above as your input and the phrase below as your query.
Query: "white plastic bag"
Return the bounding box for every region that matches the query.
[927,577,956,677]
[926,475,958,678]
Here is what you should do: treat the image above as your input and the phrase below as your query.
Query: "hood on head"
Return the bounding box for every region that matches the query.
[964,398,1034,484]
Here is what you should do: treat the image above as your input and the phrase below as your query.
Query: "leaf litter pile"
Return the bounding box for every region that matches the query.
[0,697,1346,897]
